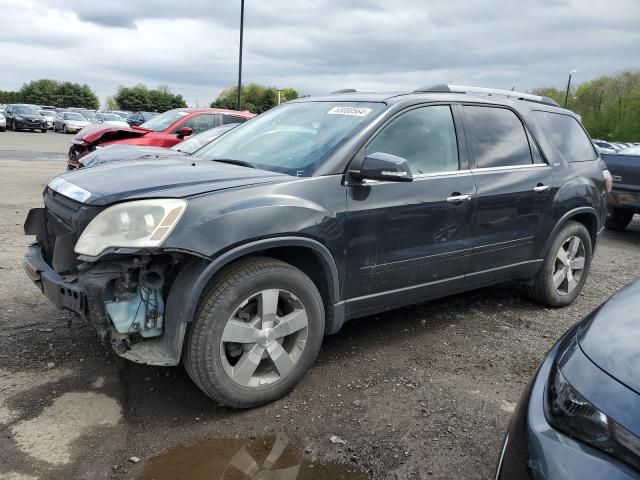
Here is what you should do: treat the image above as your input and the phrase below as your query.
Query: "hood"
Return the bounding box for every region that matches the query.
[59,156,291,205]
[18,114,45,121]
[66,120,90,126]
[80,144,176,168]
[578,280,640,394]
[73,123,148,145]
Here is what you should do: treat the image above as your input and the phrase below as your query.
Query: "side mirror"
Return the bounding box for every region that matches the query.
[350,152,413,182]
[177,126,193,138]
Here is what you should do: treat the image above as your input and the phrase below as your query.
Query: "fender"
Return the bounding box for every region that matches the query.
[542,207,600,257]
[163,236,343,361]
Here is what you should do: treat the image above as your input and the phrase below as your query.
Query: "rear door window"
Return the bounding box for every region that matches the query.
[463,106,532,168]
[534,111,597,162]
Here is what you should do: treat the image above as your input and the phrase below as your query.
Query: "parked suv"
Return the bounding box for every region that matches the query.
[23,85,610,408]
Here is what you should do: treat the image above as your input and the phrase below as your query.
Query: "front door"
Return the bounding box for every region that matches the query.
[345,104,476,318]
[460,104,554,285]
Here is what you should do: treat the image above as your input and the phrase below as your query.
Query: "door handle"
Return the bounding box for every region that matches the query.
[533,185,550,193]
[446,194,471,203]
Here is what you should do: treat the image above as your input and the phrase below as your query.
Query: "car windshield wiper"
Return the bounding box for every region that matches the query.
[211,158,256,169]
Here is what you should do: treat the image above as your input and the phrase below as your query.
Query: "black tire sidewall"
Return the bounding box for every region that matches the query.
[539,222,592,306]
[189,260,324,408]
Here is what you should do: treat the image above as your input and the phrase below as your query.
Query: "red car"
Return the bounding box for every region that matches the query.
[67,108,254,168]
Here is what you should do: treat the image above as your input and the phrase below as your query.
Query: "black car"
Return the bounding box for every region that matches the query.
[496,279,640,480]
[602,148,640,231]
[23,85,610,408]
[4,104,48,132]
[127,111,158,127]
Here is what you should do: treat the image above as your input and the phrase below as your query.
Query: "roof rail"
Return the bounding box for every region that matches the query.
[330,88,377,94]
[413,84,560,107]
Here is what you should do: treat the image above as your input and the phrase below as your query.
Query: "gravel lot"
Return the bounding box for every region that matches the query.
[1,138,639,479]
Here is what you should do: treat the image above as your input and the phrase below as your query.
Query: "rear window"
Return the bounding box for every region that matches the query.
[534,111,597,162]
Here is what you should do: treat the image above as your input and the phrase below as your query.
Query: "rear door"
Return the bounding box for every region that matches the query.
[345,104,476,317]
[461,104,554,285]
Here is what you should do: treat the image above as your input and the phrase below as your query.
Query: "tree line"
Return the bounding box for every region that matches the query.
[0,79,299,115]
[532,70,640,142]
[2,71,637,141]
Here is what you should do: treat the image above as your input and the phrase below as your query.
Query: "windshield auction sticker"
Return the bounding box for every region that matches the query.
[327,106,372,116]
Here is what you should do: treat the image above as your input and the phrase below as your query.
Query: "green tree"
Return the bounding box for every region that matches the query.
[210,84,299,113]
[0,90,22,103]
[19,79,99,109]
[113,84,186,112]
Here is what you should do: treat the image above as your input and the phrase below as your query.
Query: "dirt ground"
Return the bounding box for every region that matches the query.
[0,153,639,480]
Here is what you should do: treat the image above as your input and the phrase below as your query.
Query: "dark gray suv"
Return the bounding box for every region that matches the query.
[24,85,611,407]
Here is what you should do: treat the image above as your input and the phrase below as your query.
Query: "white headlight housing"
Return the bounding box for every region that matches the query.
[74,199,187,257]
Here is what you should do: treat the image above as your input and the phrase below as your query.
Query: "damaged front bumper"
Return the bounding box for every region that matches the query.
[23,243,203,366]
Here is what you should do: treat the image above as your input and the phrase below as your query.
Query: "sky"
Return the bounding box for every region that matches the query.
[1,0,639,107]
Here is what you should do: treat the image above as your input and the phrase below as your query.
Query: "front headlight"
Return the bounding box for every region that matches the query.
[74,199,187,256]
[547,367,640,470]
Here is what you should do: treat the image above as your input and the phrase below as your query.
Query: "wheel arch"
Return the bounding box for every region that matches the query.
[169,236,342,334]
[544,207,599,257]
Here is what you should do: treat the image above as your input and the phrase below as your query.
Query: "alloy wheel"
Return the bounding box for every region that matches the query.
[220,288,309,388]
[552,236,585,295]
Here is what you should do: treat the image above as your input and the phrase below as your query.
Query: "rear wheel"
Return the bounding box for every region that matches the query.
[526,221,592,307]
[184,257,325,408]
[605,208,634,231]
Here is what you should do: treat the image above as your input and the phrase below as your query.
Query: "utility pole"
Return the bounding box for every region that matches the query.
[236,0,245,111]
[564,70,577,108]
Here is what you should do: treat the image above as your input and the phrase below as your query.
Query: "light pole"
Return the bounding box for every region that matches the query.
[564,70,577,108]
[236,0,245,111]
[276,89,283,105]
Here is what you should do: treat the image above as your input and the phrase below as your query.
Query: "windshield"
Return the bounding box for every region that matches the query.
[63,113,85,121]
[15,106,41,115]
[140,109,189,132]
[171,124,237,154]
[79,111,96,120]
[102,114,123,121]
[193,102,384,176]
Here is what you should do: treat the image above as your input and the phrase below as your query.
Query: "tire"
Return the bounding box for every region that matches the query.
[526,221,592,307]
[40,129,47,133]
[184,257,325,408]
[605,208,634,231]
[12,121,17,132]
[0,127,5,132]
[63,125,67,134]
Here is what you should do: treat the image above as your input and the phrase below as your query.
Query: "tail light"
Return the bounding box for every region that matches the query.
[603,170,613,193]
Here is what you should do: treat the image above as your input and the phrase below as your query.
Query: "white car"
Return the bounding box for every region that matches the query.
[93,113,130,128]
[0,113,6,132]
[54,112,90,134]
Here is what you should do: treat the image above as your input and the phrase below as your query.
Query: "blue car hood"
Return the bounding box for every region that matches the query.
[578,280,640,394]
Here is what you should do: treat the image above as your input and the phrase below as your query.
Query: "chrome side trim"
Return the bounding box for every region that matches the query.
[471,164,550,174]
[360,169,472,185]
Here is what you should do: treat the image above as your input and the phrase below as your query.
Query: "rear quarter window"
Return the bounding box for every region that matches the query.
[534,111,597,162]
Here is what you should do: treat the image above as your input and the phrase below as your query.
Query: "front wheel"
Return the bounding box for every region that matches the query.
[63,125,67,134]
[184,257,325,408]
[526,221,592,307]
[605,208,634,231]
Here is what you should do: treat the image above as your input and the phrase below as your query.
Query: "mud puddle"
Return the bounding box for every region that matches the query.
[138,434,366,480]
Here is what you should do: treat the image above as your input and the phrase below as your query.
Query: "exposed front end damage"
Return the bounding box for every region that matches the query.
[68,124,148,167]
[24,240,207,366]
